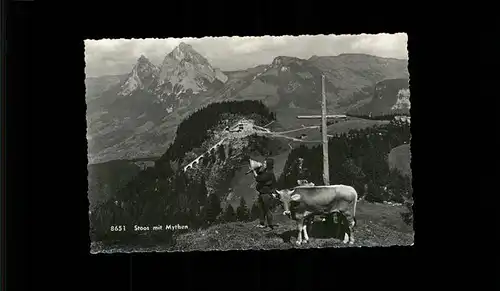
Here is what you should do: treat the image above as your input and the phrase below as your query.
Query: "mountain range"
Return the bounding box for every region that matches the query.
[86,42,410,164]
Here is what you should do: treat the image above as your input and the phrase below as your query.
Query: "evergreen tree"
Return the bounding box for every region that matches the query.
[400,198,414,226]
[342,158,366,193]
[236,197,250,222]
[199,155,206,167]
[280,151,302,188]
[250,202,260,221]
[205,194,222,225]
[387,169,403,202]
[188,207,199,229]
[217,144,226,162]
[185,180,201,224]
[197,176,208,208]
[223,204,236,222]
[365,181,383,203]
[174,172,188,195]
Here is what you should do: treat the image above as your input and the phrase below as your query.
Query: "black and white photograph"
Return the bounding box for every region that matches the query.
[86,34,413,254]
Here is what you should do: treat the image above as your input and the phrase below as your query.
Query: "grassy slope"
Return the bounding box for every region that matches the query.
[388,144,412,177]
[274,107,344,131]
[169,200,413,252]
[327,118,390,133]
[275,117,390,145]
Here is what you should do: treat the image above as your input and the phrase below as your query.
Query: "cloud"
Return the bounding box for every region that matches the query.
[84,33,408,77]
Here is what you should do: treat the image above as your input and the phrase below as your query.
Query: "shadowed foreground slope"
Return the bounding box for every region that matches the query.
[90,201,413,253]
[170,200,414,252]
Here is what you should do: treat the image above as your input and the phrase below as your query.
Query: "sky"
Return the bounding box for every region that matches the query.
[84,33,408,78]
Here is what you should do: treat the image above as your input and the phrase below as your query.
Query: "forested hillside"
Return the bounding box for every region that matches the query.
[87,160,142,211]
[161,100,276,163]
[89,100,276,246]
[278,118,412,204]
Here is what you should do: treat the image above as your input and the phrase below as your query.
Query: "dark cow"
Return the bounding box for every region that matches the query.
[275,185,358,245]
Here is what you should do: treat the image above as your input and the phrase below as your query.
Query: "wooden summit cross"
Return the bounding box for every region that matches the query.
[296,75,346,186]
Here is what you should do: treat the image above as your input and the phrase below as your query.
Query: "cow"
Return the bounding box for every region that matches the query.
[275,185,358,246]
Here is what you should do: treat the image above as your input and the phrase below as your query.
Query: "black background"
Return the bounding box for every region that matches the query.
[5,1,495,290]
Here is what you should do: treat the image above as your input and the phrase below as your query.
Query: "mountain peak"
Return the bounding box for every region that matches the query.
[154,42,228,96]
[118,55,159,96]
[177,42,192,51]
[134,55,157,74]
[272,56,304,67]
[137,54,150,63]
[169,42,201,61]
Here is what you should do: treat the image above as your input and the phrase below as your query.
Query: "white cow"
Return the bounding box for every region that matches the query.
[275,185,358,245]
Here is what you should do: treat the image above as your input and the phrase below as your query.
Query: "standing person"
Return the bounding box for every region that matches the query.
[253,158,277,230]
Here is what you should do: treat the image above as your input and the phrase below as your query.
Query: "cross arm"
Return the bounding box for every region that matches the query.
[296,115,347,119]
